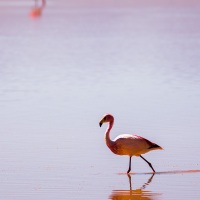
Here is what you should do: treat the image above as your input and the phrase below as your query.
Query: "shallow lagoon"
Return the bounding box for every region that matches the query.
[0,0,200,199]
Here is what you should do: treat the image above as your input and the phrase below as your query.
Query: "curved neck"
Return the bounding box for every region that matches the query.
[105,120,114,146]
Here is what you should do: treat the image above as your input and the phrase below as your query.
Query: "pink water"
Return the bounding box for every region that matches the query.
[0,0,200,199]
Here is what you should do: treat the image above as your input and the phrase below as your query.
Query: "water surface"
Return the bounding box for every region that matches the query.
[0,0,200,199]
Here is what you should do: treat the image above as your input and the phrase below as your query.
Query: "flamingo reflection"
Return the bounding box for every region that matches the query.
[109,174,161,200]
[29,0,46,18]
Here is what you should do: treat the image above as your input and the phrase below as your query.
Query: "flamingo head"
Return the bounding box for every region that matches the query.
[99,114,114,127]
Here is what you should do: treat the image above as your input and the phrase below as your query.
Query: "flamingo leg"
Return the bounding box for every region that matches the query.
[127,156,132,173]
[140,155,155,173]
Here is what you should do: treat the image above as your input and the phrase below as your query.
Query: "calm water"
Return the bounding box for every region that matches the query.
[0,0,200,199]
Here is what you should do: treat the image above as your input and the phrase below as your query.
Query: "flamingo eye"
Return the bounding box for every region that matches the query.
[104,117,107,121]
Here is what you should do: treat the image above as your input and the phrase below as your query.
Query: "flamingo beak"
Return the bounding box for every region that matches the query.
[99,122,103,127]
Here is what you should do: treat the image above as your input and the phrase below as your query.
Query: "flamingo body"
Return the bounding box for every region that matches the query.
[111,134,161,156]
[99,114,163,173]
[29,0,46,18]
[30,8,42,17]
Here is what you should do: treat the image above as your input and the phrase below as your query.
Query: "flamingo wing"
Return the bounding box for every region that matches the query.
[113,134,162,156]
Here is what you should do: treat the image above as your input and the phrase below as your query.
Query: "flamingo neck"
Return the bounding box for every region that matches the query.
[105,120,114,147]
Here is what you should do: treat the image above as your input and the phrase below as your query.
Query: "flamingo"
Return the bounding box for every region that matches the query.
[99,114,163,173]
[29,0,46,18]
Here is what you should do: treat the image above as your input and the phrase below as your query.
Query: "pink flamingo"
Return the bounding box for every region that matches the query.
[99,114,163,173]
[29,0,46,18]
